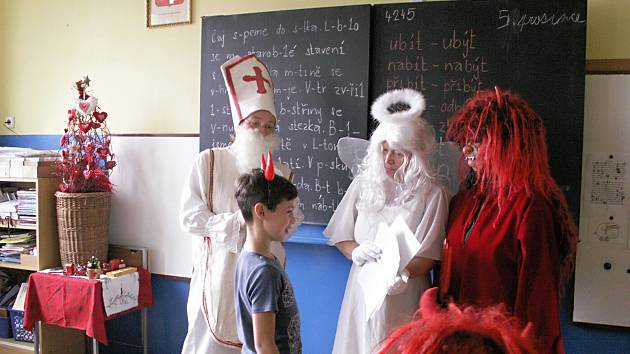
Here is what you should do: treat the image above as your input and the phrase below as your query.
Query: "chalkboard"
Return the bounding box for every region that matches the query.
[371,0,586,217]
[200,5,370,224]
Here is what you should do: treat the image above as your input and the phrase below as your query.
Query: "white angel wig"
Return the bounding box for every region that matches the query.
[357,89,437,211]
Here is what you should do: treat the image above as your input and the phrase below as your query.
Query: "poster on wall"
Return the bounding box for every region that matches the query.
[146,0,191,28]
[582,153,630,247]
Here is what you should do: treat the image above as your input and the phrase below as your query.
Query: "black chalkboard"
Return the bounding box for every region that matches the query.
[371,0,586,217]
[200,5,370,224]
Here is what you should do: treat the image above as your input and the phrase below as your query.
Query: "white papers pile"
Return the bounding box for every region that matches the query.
[357,215,421,319]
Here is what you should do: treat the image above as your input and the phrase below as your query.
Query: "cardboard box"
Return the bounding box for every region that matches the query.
[20,254,38,268]
[9,157,56,178]
[22,158,56,178]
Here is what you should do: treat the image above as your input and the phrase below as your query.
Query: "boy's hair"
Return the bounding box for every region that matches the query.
[235,168,298,222]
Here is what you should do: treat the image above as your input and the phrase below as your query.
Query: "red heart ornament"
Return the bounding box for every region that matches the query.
[79,101,90,112]
[93,111,108,123]
[67,109,76,122]
[96,147,109,158]
[79,122,91,133]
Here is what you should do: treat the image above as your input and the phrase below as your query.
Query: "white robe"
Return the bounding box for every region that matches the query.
[324,177,449,354]
[180,147,291,354]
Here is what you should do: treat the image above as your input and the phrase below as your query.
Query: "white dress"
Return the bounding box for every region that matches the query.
[179,147,289,354]
[324,177,449,354]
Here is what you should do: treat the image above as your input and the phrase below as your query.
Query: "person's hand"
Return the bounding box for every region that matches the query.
[387,269,410,296]
[351,240,382,266]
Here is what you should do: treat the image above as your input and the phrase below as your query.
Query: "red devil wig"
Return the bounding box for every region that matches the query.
[378,289,538,354]
[446,88,577,288]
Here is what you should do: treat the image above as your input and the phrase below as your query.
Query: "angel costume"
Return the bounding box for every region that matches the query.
[324,176,448,354]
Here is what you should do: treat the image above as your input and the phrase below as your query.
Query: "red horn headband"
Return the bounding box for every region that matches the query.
[260,151,275,181]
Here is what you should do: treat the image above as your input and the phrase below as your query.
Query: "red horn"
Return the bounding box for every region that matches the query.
[264,151,275,181]
[261,153,267,171]
[419,287,442,318]
[494,85,503,110]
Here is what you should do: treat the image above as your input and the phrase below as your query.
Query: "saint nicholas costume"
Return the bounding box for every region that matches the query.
[180,54,296,354]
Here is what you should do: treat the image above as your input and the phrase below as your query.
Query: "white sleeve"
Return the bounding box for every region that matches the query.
[413,184,450,260]
[323,179,361,245]
[179,150,242,251]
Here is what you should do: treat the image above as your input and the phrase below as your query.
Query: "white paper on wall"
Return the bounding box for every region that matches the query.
[581,153,630,248]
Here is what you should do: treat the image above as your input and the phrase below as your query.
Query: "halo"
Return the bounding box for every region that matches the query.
[371,89,426,124]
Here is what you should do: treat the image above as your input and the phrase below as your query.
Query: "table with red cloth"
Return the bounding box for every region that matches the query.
[23,268,153,345]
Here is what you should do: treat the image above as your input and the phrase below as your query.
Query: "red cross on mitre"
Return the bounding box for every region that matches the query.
[221,54,277,126]
[242,66,272,94]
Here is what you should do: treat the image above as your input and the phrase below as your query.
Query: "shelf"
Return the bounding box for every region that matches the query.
[1,224,37,231]
[0,177,38,183]
[0,336,34,353]
[0,262,37,271]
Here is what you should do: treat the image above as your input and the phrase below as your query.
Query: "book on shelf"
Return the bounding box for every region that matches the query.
[0,284,19,308]
[11,283,28,311]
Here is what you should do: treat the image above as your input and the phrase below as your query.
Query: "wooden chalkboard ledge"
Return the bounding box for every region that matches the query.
[586,59,630,74]
[286,224,330,246]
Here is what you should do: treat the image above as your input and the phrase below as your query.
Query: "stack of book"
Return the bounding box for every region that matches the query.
[0,232,35,263]
[16,189,36,226]
[0,187,19,225]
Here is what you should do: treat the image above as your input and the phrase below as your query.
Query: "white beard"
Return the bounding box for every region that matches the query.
[230,124,280,173]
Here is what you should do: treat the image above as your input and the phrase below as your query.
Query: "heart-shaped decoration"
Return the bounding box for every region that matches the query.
[83,169,93,180]
[76,96,98,115]
[93,111,108,123]
[79,122,92,133]
[67,109,76,122]
[97,147,109,158]
[79,101,90,112]
[105,160,116,169]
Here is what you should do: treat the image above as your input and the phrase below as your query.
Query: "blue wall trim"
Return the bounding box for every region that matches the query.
[4,134,630,354]
[0,134,61,150]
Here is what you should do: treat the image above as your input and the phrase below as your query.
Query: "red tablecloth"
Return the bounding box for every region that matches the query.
[23,269,152,345]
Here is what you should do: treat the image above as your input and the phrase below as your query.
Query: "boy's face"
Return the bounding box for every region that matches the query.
[262,198,297,242]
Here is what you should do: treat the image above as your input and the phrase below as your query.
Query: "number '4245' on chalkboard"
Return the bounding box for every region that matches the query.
[384,7,416,23]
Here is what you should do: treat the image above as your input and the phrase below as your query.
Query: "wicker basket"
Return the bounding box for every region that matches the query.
[55,191,111,265]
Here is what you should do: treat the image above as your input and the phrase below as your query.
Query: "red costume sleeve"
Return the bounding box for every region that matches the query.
[515,195,563,354]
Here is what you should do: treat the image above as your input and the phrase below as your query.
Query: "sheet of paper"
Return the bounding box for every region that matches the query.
[357,222,399,320]
[582,153,630,247]
[390,215,421,273]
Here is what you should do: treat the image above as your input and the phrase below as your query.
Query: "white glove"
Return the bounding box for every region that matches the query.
[351,240,382,266]
[387,269,410,296]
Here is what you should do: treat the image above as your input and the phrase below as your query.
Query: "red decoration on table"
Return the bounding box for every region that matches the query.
[75,263,87,276]
[101,262,112,273]
[109,259,120,271]
[86,268,100,280]
[63,263,75,276]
